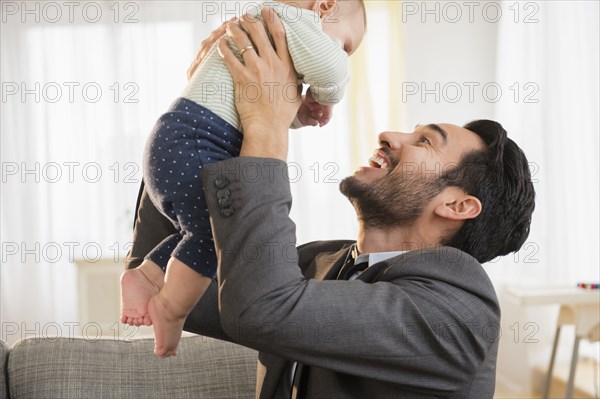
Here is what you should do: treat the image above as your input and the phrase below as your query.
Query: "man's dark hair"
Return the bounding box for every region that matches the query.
[440,120,536,263]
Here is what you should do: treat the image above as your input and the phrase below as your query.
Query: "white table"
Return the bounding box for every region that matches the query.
[506,285,600,398]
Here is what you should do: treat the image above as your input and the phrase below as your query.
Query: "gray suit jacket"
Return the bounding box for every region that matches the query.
[126,157,500,398]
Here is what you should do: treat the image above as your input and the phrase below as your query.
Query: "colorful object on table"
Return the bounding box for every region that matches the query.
[576,282,600,289]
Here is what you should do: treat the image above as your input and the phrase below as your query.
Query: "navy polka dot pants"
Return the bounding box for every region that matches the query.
[142,98,243,278]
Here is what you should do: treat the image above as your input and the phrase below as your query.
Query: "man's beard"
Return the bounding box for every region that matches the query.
[339,168,447,229]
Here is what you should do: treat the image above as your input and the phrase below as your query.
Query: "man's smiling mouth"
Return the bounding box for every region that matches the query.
[369,149,395,171]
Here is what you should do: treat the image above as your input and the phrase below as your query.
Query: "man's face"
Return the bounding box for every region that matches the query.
[321,5,366,55]
[340,124,486,228]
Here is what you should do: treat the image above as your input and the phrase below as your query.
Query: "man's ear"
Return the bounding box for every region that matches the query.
[434,188,482,221]
[312,0,338,19]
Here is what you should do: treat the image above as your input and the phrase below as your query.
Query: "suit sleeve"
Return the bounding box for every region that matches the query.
[202,157,500,395]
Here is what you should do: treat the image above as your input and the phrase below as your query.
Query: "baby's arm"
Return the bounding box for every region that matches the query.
[294,88,334,127]
[280,12,349,127]
[286,29,349,104]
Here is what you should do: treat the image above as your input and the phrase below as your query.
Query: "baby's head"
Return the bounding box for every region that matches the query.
[294,0,367,55]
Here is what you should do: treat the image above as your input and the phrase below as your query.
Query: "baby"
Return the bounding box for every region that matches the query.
[121,0,367,357]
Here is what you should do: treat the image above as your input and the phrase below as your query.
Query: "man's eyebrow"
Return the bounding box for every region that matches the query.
[420,124,448,145]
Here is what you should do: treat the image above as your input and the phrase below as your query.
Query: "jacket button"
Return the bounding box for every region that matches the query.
[217,188,231,200]
[221,207,234,218]
[214,176,229,189]
[218,197,232,207]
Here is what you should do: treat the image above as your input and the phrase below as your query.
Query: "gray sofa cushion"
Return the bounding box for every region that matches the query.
[8,335,257,399]
[1,340,9,399]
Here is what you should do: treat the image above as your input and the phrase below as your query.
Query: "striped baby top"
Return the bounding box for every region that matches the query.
[180,1,350,131]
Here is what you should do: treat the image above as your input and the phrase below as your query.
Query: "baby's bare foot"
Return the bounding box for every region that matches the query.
[120,267,161,326]
[148,293,187,358]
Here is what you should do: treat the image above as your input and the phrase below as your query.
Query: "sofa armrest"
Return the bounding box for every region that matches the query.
[1,340,9,399]
[8,335,257,399]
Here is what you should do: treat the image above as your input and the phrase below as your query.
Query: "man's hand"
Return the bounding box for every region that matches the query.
[187,18,234,80]
[218,7,301,161]
[296,88,334,127]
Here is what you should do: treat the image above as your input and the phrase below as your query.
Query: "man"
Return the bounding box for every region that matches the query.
[125,8,535,398]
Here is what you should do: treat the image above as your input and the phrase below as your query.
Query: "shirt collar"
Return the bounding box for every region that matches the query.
[351,243,407,267]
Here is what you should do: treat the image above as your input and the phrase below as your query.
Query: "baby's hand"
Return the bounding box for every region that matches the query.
[296,88,334,127]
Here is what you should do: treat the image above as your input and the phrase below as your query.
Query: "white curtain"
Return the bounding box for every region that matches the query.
[490,0,599,393]
[490,0,599,285]
[0,1,362,345]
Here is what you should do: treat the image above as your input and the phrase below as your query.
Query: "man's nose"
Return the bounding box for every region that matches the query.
[377,131,411,149]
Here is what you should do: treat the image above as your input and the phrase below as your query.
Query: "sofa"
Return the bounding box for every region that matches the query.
[0,335,257,399]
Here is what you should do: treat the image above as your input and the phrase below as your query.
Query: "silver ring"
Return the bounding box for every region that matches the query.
[239,45,255,57]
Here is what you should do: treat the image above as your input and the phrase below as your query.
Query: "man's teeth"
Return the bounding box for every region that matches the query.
[369,155,390,169]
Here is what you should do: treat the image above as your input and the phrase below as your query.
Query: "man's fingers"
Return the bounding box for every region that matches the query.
[226,21,260,64]
[238,13,272,59]
[218,38,245,79]
[187,18,232,80]
[207,22,227,45]
[210,20,227,41]
[261,7,290,63]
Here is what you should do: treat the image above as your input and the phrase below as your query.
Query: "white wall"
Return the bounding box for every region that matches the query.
[402,0,499,127]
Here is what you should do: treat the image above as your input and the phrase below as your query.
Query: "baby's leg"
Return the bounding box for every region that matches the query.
[120,260,165,326]
[140,98,242,355]
[120,231,181,326]
[148,257,211,357]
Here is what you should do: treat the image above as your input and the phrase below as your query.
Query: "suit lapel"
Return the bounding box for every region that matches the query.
[259,244,352,398]
[304,245,353,281]
[256,352,288,399]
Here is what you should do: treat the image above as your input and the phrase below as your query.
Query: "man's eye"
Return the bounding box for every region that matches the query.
[419,136,431,145]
